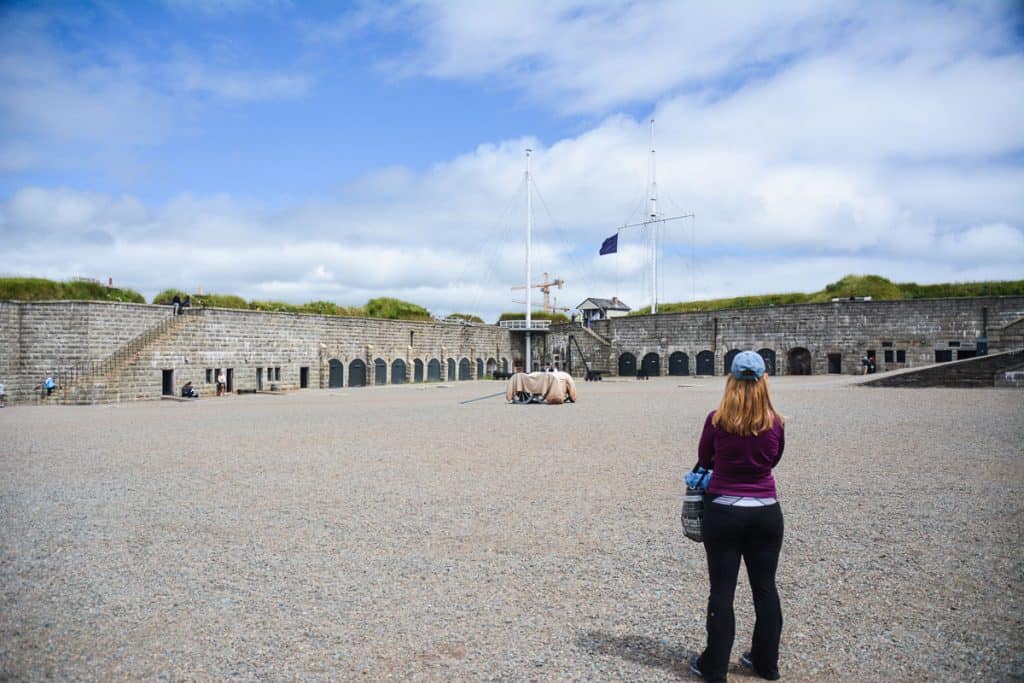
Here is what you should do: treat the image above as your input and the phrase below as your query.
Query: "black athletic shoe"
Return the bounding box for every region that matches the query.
[688,654,703,678]
[740,651,780,680]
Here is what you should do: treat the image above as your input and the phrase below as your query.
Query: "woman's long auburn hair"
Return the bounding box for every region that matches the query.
[712,374,784,436]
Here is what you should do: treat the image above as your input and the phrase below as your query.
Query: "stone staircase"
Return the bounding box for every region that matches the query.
[55,308,203,404]
[861,348,1024,388]
[563,324,612,377]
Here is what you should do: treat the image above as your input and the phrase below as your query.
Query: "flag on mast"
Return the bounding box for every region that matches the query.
[599,233,618,255]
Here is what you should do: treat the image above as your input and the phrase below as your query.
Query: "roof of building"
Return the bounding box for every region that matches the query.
[577,297,631,312]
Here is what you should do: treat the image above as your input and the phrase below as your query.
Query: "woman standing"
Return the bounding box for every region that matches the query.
[690,351,785,682]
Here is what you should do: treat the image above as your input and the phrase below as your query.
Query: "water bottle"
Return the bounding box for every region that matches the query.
[681,485,704,542]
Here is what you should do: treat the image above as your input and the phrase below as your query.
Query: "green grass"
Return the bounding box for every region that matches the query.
[636,275,1024,315]
[497,311,571,324]
[0,277,145,303]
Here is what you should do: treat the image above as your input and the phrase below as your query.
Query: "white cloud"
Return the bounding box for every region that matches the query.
[2,2,1022,319]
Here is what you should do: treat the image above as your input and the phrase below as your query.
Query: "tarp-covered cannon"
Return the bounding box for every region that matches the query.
[505,371,577,404]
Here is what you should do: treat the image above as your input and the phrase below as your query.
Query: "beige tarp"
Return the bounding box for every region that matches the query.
[505,371,577,404]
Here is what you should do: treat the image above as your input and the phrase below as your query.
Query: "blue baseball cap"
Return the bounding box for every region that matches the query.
[731,351,765,380]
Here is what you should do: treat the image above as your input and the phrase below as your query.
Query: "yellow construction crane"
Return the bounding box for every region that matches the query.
[511,272,565,313]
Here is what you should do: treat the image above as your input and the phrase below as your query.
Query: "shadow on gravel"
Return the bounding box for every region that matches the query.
[576,631,695,678]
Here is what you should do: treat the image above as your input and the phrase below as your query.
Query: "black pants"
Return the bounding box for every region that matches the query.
[699,500,784,682]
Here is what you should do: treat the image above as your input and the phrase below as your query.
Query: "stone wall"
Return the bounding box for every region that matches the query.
[545,296,1024,377]
[861,349,1024,388]
[4,296,1024,403]
[0,301,514,404]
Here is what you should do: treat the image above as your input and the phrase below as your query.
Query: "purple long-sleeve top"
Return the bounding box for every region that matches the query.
[697,410,784,498]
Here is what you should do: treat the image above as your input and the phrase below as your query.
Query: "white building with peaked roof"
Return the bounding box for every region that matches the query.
[577,297,631,326]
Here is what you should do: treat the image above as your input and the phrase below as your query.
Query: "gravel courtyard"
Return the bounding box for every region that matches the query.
[1,376,1022,681]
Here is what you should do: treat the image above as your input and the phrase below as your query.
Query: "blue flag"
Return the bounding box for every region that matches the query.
[599,233,618,255]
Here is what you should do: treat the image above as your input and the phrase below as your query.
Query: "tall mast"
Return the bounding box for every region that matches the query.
[525,148,533,372]
[648,119,659,314]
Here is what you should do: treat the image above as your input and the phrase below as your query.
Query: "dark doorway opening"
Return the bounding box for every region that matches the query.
[447,358,456,381]
[668,351,689,376]
[392,359,407,384]
[256,367,263,391]
[476,358,484,378]
[787,348,812,375]
[957,349,977,360]
[827,353,842,374]
[724,349,741,376]
[374,358,387,385]
[414,359,424,383]
[459,358,471,380]
[641,353,660,377]
[427,359,441,381]
[328,359,343,388]
[757,349,777,376]
[696,350,715,375]
[935,349,953,363]
[349,359,367,387]
[618,352,637,376]
[226,368,234,393]
[162,369,174,396]
[299,367,309,388]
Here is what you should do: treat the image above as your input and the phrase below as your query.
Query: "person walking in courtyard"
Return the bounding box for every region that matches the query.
[43,375,55,397]
[216,370,226,396]
[689,350,785,682]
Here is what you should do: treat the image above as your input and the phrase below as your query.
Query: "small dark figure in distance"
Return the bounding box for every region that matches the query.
[636,369,649,380]
[181,295,191,313]
[181,381,198,398]
[493,370,513,380]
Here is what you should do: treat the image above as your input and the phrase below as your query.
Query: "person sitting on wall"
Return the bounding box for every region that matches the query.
[44,375,55,397]
[171,294,181,315]
[180,296,191,314]
[181,381,199,398]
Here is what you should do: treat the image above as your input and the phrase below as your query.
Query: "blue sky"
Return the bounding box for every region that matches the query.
[2,0,1023,320]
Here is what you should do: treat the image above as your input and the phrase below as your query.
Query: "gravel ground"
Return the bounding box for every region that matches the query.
[1,376,1022,681]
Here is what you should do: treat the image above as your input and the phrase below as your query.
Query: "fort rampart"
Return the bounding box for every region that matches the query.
[2,296,1023,403]
[546,296,1024,378]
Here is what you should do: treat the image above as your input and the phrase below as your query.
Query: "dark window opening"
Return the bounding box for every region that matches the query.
[896,350,906,363]
[948,341,960,347]
[300,367,309,388]
[827,353,842,374]
[205,368,213,383]
[881,341,893,348]
[884,350,894,363]
[935,350,953,363]
[162,369,174,396]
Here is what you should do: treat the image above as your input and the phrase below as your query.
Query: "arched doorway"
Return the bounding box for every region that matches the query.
[696,350,715,375]
[788,347,812,375]
[414,359,424,383]
[447,358,456,381]
[502,358,509,372]
[427,358,441,381]
[757,348,777,376]
[328,358,343,388]
[724,349,741,376]
[374,358,387,385]
[668,351,689,376]
[641,352,660,377]
[618,352,637,376]
[476,358,484,378]
[486,358,497,375]
[349,359,367,387]
[459,358,471,380]
[391,359,407,384]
